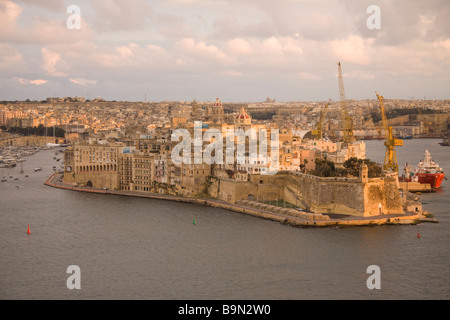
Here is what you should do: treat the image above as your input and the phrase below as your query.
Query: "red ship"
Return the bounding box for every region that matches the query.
[401,150,445,190]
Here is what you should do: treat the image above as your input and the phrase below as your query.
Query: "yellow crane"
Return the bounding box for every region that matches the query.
[375,91,403,172]
[337,62,354,144]
[312,102,329,140]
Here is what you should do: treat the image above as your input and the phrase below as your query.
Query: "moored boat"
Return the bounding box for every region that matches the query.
[439,137,450,146]
[403,150,445,190]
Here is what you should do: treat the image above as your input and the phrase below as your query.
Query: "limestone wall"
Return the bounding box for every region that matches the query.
[364,176,404,215]
[209,171,404,217]
[284,173,365,215]
[74,172,120,190]
[0,135,63,147]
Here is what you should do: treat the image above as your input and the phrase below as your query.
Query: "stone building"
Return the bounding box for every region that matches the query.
[70,141,124,189]
[206,98,225,124]
[130,152,154,192]
[119,152,133,191]
[0,110,10,126]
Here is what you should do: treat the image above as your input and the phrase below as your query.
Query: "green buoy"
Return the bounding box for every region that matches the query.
[193,217,196,225]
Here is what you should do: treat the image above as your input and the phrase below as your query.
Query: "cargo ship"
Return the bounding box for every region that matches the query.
[401,150,445,190]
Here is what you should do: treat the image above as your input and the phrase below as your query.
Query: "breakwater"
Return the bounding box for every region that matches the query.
[44,172,435,227]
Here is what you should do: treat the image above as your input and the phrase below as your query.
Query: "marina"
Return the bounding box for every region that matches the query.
[0,146,42,168]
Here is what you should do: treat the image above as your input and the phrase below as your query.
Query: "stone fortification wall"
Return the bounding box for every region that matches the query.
[209,171,404,217]
[283,173,365,215]
[364,175,404,215]
[0,135,63,147]
[74,172,120,190]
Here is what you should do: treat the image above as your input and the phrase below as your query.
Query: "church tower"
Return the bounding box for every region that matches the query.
[235,106,252,131]
[191,99,199,119]
[206,98,225,123]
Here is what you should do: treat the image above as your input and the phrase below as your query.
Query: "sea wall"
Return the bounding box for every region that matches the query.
[46,173,429,227]
[364,174,404,215]
[74,171,120,190]
[283,173,365,215]
[209,171,404,217]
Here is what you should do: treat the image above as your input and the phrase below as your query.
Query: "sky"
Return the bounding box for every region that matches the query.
[0,0,449,102]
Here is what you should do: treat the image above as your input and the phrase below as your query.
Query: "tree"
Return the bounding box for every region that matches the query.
[311,157,382,178]
[343,157,360,176]
[343,157,382,178]
[300,159,308,173]
[313,158,335,177]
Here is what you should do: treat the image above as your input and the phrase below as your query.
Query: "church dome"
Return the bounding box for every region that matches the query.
[236,107,251,120]
[213,97,222,107]
[235,106,252,126]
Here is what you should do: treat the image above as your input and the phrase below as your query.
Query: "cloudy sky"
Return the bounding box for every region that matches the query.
[1,0,449,102]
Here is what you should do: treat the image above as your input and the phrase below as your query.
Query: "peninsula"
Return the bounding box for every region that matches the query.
[42,98,436,227]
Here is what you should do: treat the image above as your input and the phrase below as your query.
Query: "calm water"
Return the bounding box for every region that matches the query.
[1,139,449,300]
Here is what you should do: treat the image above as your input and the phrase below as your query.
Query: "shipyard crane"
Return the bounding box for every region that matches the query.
[375,91,403,172]
[312,102,329,140]
[337,62,354,144]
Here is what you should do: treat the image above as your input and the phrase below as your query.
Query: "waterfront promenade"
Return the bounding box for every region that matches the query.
[44,172,432,228]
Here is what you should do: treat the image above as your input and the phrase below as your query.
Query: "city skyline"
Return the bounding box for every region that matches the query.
[1,0,449,102]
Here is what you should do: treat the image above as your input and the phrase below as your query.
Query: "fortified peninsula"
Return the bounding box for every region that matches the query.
[40,98,435,227]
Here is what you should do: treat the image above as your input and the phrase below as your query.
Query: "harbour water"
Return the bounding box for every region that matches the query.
[1,139,449,300]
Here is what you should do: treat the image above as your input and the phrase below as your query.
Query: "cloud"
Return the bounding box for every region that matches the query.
[16,0,65,12]
[224,38,253,55]
[41,48,67,77]
[0,0,22,35]
[156,13,195,39]
[93,43,171,70]
[70,78,98,86]
[1,0,449,101]
[297,72,322,81]
[16,78,48,85]
[0,44,27,74]
[1,0,93,45]
[330,35,374,65]
[341,0,450,45]
[221,69,244,77]
[90,0,154,32]
[174,38,231,68]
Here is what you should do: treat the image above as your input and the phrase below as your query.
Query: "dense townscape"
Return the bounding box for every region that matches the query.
[2,96,448,223]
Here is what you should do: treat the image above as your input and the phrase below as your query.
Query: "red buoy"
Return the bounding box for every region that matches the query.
[417,233,421,238]
[27,225,30,234]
